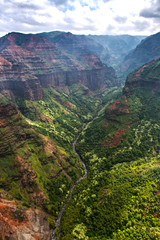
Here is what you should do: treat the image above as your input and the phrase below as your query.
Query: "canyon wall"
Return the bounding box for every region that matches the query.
[0,32,118,100]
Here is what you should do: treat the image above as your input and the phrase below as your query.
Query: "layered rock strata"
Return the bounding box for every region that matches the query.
[0,32,118,100]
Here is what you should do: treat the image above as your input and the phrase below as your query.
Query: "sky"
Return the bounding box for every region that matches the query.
[0,0,160,37]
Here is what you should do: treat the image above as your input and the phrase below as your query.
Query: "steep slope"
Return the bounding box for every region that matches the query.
[15,84,106,150]
[0,32,118,100]
[60,59,160,239]
[121,32,160,75]
[0,102,83,239]
[124,59,160,95]
[38,31,117,88]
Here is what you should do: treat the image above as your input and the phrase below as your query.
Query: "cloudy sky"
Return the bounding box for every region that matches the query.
[0,0,159,36]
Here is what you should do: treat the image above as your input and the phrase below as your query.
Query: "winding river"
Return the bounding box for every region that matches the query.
[51,123,87,240]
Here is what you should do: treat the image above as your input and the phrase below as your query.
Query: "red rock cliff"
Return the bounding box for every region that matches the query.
[0,32,118,100]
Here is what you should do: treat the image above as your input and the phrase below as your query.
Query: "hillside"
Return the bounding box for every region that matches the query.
[0,102,84,239]
[0,86,121,239]
[60,58,160,239]
[120,32,160,76]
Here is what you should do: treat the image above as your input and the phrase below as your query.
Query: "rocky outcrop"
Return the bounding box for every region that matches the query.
[0,198,52,240]
[0,32,118,100]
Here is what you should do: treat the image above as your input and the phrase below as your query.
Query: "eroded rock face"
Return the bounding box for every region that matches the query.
[0,32,118,100]
[38,31,111,64]
[0,198,52,240]
[0,56,43,100]
[123,59,160,95]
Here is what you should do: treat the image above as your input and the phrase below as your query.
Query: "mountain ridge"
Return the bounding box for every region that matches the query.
[120,31,160,76]
[0,32,119,101]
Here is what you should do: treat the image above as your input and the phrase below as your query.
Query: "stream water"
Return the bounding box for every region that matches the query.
[51,123,87,240]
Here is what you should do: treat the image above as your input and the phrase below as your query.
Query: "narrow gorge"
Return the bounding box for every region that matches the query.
[51,123,87,240]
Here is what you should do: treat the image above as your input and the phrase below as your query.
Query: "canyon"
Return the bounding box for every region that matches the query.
[1,30,160,239]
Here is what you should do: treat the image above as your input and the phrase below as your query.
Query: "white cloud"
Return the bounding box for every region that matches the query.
[0,0,159,36]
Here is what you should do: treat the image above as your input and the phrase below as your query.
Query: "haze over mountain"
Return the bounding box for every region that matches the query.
[38,31,146,68]
[88,34,145,66]
[120,32,160,76]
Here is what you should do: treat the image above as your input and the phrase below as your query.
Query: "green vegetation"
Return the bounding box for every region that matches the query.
[0,84,120,225]
[3,63,160,239]
[0,102,82,219]
[16,85,120,150]
[60,68,160,239]
[3,30,160,239]
[61,156,160,239]
[11,209,26,222]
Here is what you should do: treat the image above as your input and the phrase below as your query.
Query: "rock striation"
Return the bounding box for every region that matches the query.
[0,32,118,100]
[39,31,110,63]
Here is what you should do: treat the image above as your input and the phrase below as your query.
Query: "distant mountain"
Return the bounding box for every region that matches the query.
[0,32,119,101]
[88,34,145,65]
[38,31,111,63]
[38,32,146,83]
[121,32,160,75]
